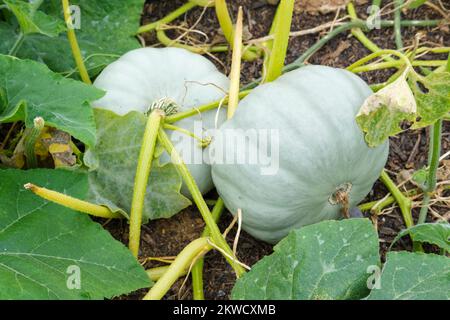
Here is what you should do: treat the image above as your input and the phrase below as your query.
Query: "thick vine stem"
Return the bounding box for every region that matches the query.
[156,27,228,54]
[62,0,91,84]
[138,2,197,34]
[24,183,122,219]
[347,4,384,56]
[129,109,165,257]
[165,90,251,123]
[418,119,442,224]
[143,237,211,300]
[264,0,295,82]
[380,170,413,228]
[146,265,188,282]
[227,6,243,119]
[157,129,245,276]
[192,198,225,300]
[214,0,259,61]
[24,117,44,168]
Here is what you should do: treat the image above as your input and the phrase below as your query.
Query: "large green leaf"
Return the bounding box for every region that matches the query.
[367,252,450,300]
[84,109,191,222]
[0,55,103,148]
[0,0,144,76]
[390,223,450,253]
[232,219,380,300]
[0,168,151,299]
[3,0,65,36]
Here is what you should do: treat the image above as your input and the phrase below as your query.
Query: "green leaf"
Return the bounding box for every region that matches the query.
[411,72,450,129]
[1,0,144,77]
[84,109,191,222]
[367,251,450,300]
[356,105,415,148]
[231,219,380,300]
[3,0,65,36]
[0,55,103,148]
[0,168,151,299]
[390,223,450,253]
[356,69,416,147]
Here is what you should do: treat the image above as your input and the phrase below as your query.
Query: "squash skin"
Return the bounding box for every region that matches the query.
[211,65,389,244]
[92,47,229,196]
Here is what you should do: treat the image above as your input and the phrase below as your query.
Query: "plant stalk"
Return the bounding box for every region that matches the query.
[418,119,442,224]
[158,129,245,276]
[143,237,211,300]
[24,117,44,168]
[380,170,413,228]
[192,198,225,300]
[62,0,91,84]
[24,183,122,219]
[129,110,164,257]
[227,6,243,119]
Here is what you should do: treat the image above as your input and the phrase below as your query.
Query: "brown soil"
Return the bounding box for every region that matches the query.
[112,0,449,300]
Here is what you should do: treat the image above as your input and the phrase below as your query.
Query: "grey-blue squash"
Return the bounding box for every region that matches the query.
[211,65,389,244]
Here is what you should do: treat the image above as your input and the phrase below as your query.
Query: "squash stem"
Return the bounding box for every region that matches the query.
[156,27,228,54]
[165,90,251,123]
[24,117,44,168]
[62,0,91,84]
[129,110,164,257]
[227,6,243,119]
[350,59,446,73]
[146,265,188,282]
[347,3,394,62]
[157,128,245,276]
[143,238,211,300]
[24,183,122,219]
[214,0,260,61]
[192,198,225,300]
[163,123,209,146]
[263,0,294,83]
[138,2,197,34]
[418,119,442,224]
[358,189,418,213]
[379,170,413,228]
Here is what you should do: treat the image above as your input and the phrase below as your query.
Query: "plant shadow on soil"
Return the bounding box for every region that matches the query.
[108,0,450,300]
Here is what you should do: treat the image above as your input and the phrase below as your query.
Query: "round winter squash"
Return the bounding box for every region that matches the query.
[211,65,389,243]
[92,47,229,196]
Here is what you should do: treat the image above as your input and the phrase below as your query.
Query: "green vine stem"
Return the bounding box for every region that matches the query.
[227,6,243,119]
[380,170,413,228]
[146,265,188,282]
[394,0,404,50]
[417,119,442,224]
[214,0,259,61]
[192,198,225,300]
[8,32,25,56]
[163,123,209,146]
[350,59,446,73]
[62,0,91,84]
[24,117,44,168]
[129,109,165,257]
[158,128,245,276]
[447,52,450,71]
[347,3,384,54]
[165,90,251,123]
[358,188,418,213]
[24,183,122,219]
[138,2,197,34]
[143,237,211,300]
[156,27,228,54]
[370,0,382,15]
[346,49,412,72]
[264,0,294,82]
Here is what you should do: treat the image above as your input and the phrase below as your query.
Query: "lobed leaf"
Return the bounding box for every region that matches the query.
[366,251,450,300]
[0,168,151,299]
[390,223,450,253]
[232,219,380,300]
